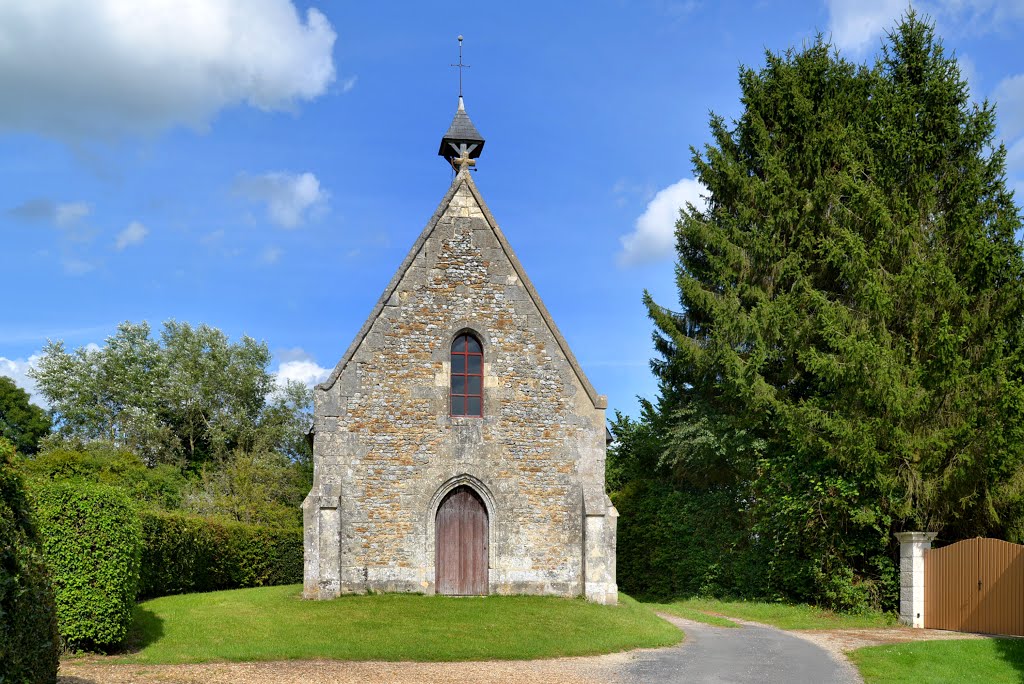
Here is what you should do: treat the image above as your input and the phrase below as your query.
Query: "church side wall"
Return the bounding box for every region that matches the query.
[306,182,608,599]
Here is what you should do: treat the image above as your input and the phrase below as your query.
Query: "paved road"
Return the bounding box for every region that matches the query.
[619,614,860,684]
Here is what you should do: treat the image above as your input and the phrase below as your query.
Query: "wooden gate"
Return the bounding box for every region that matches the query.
[925,537,1024,636]
[435,486,488,596]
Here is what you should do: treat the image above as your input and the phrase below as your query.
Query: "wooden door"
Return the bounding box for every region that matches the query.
[436,486,488,595]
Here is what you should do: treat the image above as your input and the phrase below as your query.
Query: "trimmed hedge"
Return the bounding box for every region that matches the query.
[139,509,302,598]
[0,439,59,683]
[613,479,761,600]
[32,481,142,650]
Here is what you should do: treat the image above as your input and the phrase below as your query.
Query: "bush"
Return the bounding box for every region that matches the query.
[20,442,187,510]
[613,479,762,601]
[0,438,59,683]
[32,481,142,650]
[139,509,301,598]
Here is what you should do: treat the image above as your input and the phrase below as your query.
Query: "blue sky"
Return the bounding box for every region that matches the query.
[2,0,1024,420]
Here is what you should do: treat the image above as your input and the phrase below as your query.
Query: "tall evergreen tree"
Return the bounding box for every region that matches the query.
[644,13,1024,607]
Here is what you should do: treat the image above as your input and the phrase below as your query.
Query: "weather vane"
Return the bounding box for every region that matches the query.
[450,35,469,98]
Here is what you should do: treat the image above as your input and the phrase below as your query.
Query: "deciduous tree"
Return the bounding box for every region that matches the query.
[0,376,50,455]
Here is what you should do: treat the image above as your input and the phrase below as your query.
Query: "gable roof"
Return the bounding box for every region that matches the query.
[318,169,606,410]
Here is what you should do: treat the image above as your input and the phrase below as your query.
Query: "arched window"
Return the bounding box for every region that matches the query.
[451,333,483,417]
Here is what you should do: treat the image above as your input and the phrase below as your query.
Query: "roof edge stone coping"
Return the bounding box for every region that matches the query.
[318,168,607,411]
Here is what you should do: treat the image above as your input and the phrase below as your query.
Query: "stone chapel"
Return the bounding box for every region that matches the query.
[302,92,618,604]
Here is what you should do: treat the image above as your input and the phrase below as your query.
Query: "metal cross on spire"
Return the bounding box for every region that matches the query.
[450,34,469,97]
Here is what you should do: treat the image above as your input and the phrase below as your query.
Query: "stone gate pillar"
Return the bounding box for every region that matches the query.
[895,531,937,628]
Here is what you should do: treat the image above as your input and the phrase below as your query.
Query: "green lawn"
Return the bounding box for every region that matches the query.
[112,585,681,664]
[850,639,1024,684]
[653,597,898,630]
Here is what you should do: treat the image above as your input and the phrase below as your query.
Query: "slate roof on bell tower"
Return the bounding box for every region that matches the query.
[438,96,485,160]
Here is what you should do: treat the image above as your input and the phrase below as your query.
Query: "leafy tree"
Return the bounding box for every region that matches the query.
[30,320,311,470]
[641,13,1024,608]
[0,375,50,455]
[183,447,308,527]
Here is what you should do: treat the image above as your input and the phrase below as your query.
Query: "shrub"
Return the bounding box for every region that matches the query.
[0,438,59,683]
[20,441,187,510]
[32,481,142,650]
[613,479,762,601]
[138,509,301,598]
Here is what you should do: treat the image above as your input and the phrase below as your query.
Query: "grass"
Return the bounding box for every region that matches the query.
[111,584,682,664]
[652,597,898,631]
[850,638,1024,683]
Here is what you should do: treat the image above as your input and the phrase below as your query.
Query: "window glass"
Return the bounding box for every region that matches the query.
[451,333,484,417]
[451,396,466,415]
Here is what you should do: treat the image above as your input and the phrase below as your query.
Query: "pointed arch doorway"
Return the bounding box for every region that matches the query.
[435,485,489,595]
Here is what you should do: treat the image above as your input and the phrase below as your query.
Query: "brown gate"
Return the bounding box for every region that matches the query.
[925,537,1024,636]
[435,486,488,595]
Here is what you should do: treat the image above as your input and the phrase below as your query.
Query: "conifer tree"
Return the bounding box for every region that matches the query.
[644,13,1024,606]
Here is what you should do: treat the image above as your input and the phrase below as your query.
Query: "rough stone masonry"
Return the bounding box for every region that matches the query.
[302,168,618,603]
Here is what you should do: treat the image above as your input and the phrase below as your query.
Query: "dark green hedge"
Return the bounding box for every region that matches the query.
[613,479,761,600]
[32,481,142,650]
[138,509,301,598]
[0,438,59,684]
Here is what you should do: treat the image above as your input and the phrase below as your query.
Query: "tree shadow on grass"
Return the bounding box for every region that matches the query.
[118,604,164,654]
[991,636,1024,680]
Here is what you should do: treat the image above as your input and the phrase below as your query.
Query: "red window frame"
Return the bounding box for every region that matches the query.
[451,333,483,417]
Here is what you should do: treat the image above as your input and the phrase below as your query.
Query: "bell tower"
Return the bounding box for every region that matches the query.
[438,35,485,171]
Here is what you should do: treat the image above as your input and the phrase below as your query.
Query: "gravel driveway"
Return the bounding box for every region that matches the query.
[59,613,983,684]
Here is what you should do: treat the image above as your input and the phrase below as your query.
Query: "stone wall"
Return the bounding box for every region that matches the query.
[304,171,617,603]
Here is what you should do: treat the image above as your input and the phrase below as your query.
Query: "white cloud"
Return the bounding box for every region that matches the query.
[0,354,47,408]
[55,202,91,227]
[62,257,98,276]
[8,198,90,226]
[114,221,149,250]
[994,74,1024,191]
[339,76,358,93]
[0,0,337,140]
[234,171,328,228]
[994,74,1024,142]
[199,229,225,246]
[826,1,1024,55]
[618,178,707,267]
[261,246,283,264]
[274,349,330,388]
[826,0,905,54]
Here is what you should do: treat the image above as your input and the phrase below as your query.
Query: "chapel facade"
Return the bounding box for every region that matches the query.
[302,94,618,604]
